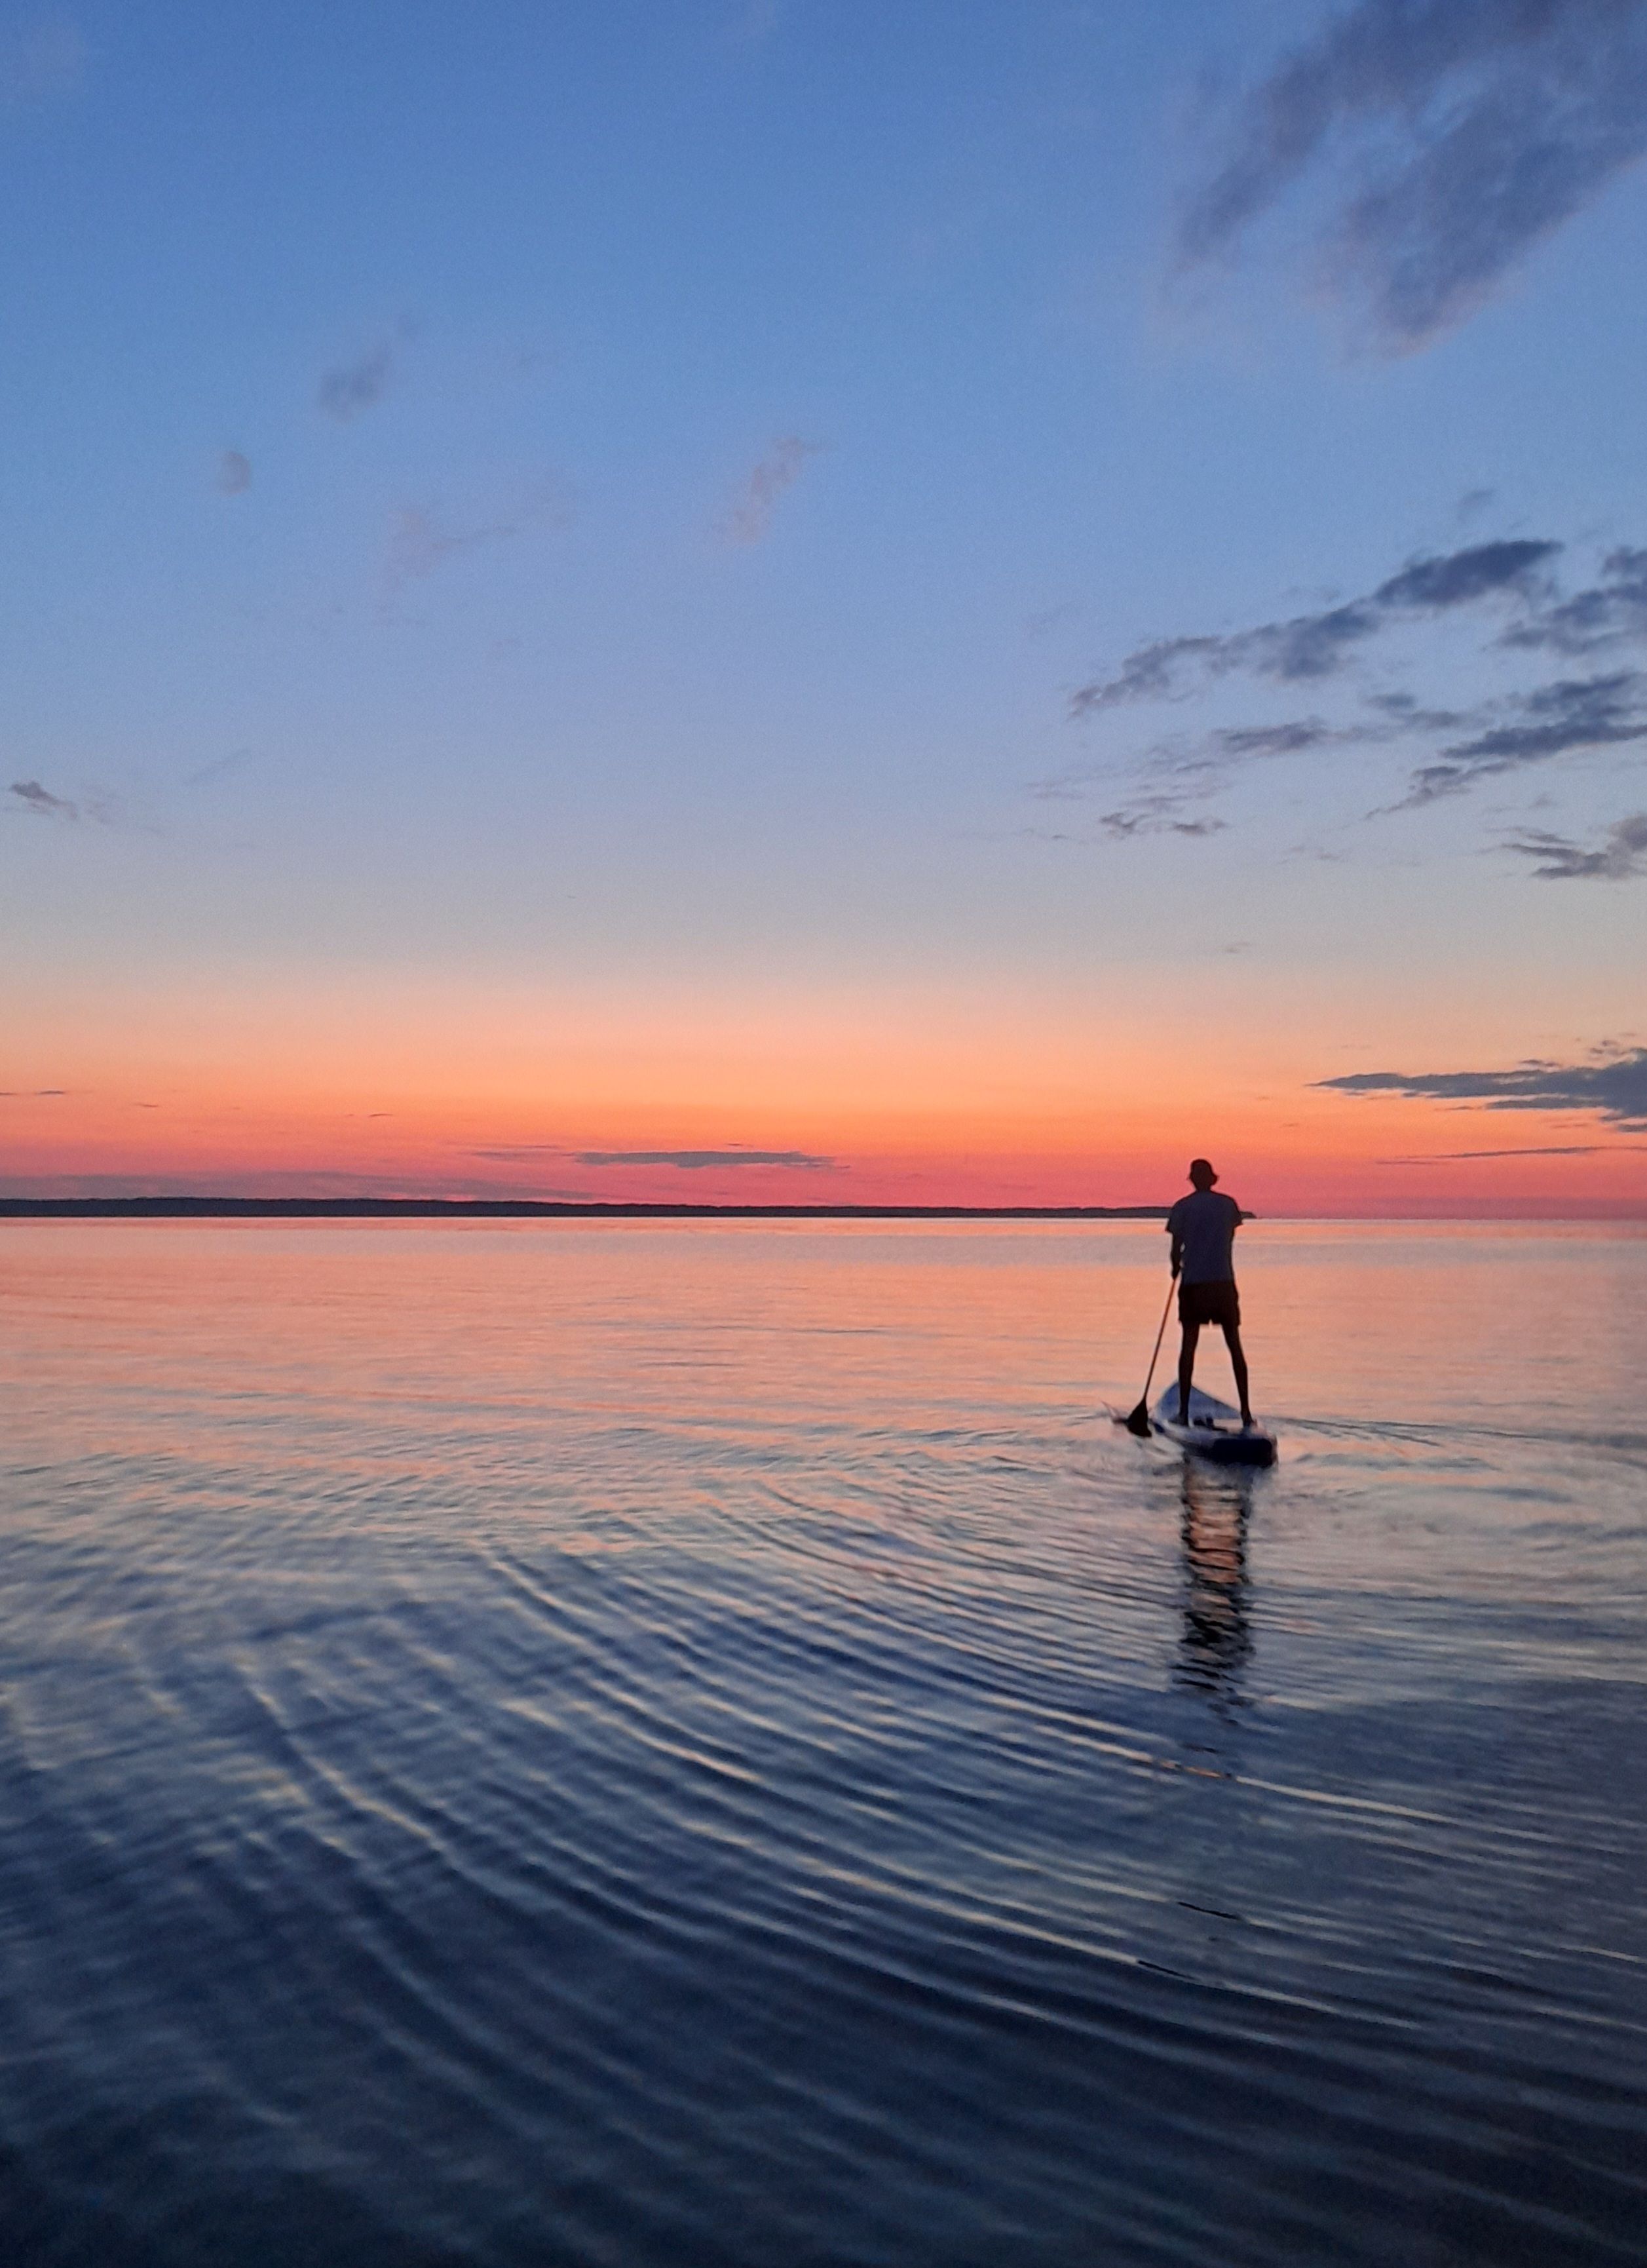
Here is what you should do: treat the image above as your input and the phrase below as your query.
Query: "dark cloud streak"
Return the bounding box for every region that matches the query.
[1500,545,1647,657]
[9,779,75,818]
[1319,1046,1647,1127]
[1070,541,1558,714]
[1178,0,1647,351]
[383,484,572,590]
[1400,670,1647,804]
[1380,1144,1647,1159]
[723,437,824,546]
[1059,530,1647,830]
[1504,809,1647,877]
[318,341,396,423]
[577,1149,837,1171]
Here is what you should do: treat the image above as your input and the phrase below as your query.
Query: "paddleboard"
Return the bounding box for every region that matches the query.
[1150,1385,1277,1467]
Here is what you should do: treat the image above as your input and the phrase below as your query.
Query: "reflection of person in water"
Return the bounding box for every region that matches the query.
[1176,1461,1253,1704]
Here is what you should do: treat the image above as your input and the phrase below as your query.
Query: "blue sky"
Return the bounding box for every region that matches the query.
[3,0,1646,1206]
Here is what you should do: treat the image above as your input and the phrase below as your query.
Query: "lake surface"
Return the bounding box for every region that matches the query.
[1,1220,1644,2267]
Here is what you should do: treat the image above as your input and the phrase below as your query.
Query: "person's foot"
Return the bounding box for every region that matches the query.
[1177,1402,1190,1425]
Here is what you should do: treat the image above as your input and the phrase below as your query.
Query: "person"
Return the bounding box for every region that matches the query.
[1165,1158,1253,1430]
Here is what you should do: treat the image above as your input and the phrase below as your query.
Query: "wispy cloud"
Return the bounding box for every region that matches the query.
[383,483,572,592]
[184,748,256,790]
[723,436,824,545]
[1040,714,1386,833]
[216,450,252,495]
[385,507,490,585]
[466,1144,837,1173]
[1070,541,1559,714]
[1500,545,1647,657]
[1319,1045,1647,1128]
[317,340,397,423]
[1053,531,1647,834]
[576,1149,837,1171]
[1093,795,1228,840]
[1177,0,1647,352]
[1,16,86,105]
[1503,809,1647,878]
[1399,670,1647,805]
[1379,1144,1647,1160]
[9,778,75,818]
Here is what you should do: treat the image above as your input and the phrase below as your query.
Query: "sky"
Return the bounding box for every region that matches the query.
[3,0,1645,1214]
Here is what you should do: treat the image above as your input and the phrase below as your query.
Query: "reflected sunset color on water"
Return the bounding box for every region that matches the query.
[3,1221,1643,2265]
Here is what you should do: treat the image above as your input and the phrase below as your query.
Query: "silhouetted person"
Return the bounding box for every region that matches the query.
[1166,1158,1253,1429]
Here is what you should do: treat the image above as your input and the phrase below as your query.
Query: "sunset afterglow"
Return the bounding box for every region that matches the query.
[3,5,1644,1213]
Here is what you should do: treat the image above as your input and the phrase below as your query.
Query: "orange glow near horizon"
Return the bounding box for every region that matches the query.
[4,967,1642,1216]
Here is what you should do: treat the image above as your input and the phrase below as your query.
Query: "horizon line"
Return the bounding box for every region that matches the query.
[3,1199,1643,1225]
[0,1197,1175,1222]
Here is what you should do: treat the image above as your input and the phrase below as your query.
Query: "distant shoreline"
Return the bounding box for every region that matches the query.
[0,1198,1171,1222]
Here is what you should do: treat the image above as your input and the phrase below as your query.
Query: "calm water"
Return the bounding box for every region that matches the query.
[2,1220,1644,2267]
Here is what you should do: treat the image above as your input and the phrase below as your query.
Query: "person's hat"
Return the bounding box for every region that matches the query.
[1188,1157,1217,1184]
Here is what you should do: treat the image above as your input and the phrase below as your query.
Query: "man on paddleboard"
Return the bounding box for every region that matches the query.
[1166,1159,1254,1430]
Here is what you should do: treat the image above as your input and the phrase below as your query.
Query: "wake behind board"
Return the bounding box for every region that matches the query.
[1150,1385,1277,1467]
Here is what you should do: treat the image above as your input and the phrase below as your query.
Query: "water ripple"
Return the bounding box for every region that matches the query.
[1,1221,1644,2265]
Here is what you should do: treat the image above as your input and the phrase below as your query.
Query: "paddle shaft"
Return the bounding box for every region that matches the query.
[1137,1275,1176,1412]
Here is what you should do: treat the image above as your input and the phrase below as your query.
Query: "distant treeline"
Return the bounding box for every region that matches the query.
[0,1198,1171,1222]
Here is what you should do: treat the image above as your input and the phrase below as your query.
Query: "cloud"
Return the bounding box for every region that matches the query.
[1399,669,1647,804]
[1,16,86,104]
[9,778,75,817]
[1094,794,1229,839]
[383,484,572,590]
[723,436,824,545]
[381,480,574,589]
[317,341,396,423]
[385,507,489,584]
[216,450,252,495]
[184,748,256,789]
[1215,718,1344,757]
[1053,529,1647,838]
[576,1149,837,1170]
[1177,0,1647,351]
[1379,1144,1647,1159]
[1070,540,1559,714]
[1499,545,1647,657]
[1503,809,1647,877]
[1318,1045,1647,1127]
[1036,712,1382,830]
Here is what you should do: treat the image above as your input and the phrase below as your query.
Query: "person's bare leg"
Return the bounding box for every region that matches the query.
[1177,1321,1200,1424]
[1222,1323,1253,1427]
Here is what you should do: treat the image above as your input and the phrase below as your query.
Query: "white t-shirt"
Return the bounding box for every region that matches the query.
[1166,1189,1241,1284]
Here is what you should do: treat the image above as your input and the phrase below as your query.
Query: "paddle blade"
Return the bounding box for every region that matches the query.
[1118,1402,1152,1437]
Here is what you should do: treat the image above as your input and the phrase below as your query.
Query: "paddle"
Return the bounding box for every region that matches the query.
[1117,1276,1176,1437]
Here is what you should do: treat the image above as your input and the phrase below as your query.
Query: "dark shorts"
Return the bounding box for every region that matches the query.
[1179,1279,1240,1330]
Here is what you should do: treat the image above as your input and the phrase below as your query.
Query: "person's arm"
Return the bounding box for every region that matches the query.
[1167,1214,1183,1277]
